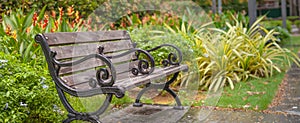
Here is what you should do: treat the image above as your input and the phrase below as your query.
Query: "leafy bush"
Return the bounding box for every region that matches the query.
[0,52,65,122]
[195,16,299,91]
[192,0,248,12]
[260,20,292,33]
[0,0,105,19]
[260,20,292,45]
[212,11,249,30]
[294,20,300,29]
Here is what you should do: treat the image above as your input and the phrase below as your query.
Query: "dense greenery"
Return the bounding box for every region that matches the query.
[193,0,248,12]
[0,52,64,122]
[0,0,105,19]
[260,20,292,45]
[0,6,86,64]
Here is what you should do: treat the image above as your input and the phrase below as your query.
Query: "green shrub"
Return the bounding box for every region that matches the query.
[287,16,299,21]
[0,52,65,122]
[212,11,249,30]
[0,0,105,19]
[294,20,300,28]
[260,20,292,32]
[260,20,292,45]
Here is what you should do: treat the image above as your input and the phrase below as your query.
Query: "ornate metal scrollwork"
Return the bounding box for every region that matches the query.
[138,59,151,74]
[168,52,179,65]
[96,68,113,87]
[161,52,179,67]
[147,44,183,67]
[162,59,169,67]
[131,58,153,76]
[131,50,155,76]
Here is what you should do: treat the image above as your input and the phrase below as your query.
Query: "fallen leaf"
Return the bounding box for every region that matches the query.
[243,104,251,108]
[263,81,269,85]
[254,105,259,110]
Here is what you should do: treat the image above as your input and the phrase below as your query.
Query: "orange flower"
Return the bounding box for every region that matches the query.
[70,21,75,28]
[11,30,17,40]
[67,6,74,16]
[87,17,92,25]
[121,22,126,28]
[5,25,11,35]
[54,20,59,29]
[127,10,131,15]
[75,11,80,23]
[51,28,56,32]
[110,23,115,29]
[58,7,63,21]
[142,16,149,25]
[26,27,31,34]
[51,10,56,18]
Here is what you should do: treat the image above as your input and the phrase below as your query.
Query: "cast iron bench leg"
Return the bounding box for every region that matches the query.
[133,72,184,110]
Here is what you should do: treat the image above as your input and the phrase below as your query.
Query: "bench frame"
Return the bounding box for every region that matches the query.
[35,31,187,123]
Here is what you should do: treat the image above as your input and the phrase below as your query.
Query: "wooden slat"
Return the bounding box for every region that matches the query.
[61,69,96,88]
[59,52,137,75]
[62,65,188,91]
[60,61,139,85]
[51,39,133,60]
[114,65,188,90]
[44,30,130,46]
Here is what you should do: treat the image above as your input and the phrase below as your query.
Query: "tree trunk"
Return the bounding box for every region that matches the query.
[248,0,257,27]
[212,0,217,14]
[282,0,287,29]
[218,0,222,14]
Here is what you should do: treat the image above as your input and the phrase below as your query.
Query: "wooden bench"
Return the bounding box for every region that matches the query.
[35,30,188,123]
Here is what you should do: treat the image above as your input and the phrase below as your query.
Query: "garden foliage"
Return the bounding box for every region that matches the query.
[0,0,105,19]
[1,2,300,122]
[0,52,65,122]
[0,6,86,64]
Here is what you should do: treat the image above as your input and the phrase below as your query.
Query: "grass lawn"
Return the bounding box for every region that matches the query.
[214,35,300,110]
[217,72,285,110]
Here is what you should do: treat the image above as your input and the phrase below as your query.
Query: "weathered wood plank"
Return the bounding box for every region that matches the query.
[60,61,139,85]
[114,65,188,90]
[64,65,188,91]
[51,39,133,60]
[44,30,130,46]
[59,52,137,75]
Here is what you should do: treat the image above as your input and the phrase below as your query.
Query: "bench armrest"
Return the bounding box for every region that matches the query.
[52,53,117,87]
[146,44,183,66]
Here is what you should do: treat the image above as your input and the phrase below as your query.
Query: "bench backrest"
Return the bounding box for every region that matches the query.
[37,30,136,89]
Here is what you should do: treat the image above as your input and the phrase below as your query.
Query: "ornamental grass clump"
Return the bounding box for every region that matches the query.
[196,16,299,91]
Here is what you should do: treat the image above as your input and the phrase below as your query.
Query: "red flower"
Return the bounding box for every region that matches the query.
[33,12,38,26]
[42,15,49,29]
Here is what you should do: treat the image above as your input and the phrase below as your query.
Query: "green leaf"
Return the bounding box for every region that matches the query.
[37,5,47,22]
[23,41,34,62]
[23,9,34,30]
[3,15,17,30]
